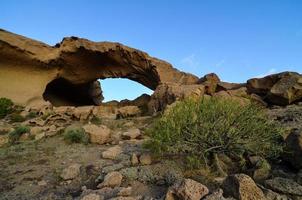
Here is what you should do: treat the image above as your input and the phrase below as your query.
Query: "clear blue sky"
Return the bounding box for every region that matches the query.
[1,0,302,101]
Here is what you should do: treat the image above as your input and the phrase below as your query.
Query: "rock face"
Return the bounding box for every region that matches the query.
[148,83,205,112]
[247,72,302,105]
[0,29,198,106]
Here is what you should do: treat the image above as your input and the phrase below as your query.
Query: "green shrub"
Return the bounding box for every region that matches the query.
[63,127,89,144]
[26,112,37,119]
[145,98,284,172]
[0,98,14,118]
[10,113,26,122]
[8,125,30,144]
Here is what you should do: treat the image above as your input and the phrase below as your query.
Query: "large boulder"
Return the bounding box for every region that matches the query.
[148,83,205,113]
[264,177,302,196]
[83,124,111,144]
[197,73,220,95]
[247,72,302,105]
[222,174,266,200]
[116,106,141,119]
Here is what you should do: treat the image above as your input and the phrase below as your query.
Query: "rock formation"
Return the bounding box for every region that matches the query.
[0,29,197,106]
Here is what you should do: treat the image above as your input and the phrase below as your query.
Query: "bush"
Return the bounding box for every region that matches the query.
[0,98,14,118]
[90,116,102,125]
[8,125,30,144]
[26,112,37,119]
[10,113,26,122]
[145,98,284,172]
[63,127,89,144]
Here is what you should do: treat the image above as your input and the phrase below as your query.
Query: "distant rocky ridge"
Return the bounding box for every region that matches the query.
[0,29,301,112]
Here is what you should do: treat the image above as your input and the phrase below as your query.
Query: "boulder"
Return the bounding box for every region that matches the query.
[25,99,52,115]
[53,106,75,116]
[130,153,139,165]
[0,135,8,147]
[285,129,302,169]
[139,153,152,165]
[60,163,81,180]
[83,124,111,144]
[102,146,122,160]
[81,193,103,200]
[117,106,141,119]
[197,73,220,95]
[264,177,302,196]
[222,174,266,200]
[247,72,302,105]
[73,106,94,121]
[166,178,209,200]
[122,128,141,140]
[98,171,123,188]
[148,83,205,113]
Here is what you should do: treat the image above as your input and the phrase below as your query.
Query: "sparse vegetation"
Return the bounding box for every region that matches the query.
[90,116,102,125]
[145,97,284,173]
[63,126,89,144]
[26,111,37,119]
[8,125,30,144]
[0,98,14,119]
[9,113,26,122]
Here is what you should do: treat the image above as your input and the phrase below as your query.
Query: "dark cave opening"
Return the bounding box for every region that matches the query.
[43,78,101,106]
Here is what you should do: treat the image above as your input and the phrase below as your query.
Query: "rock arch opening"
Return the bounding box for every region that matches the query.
[100,78,153,102]
[43,78,103,107]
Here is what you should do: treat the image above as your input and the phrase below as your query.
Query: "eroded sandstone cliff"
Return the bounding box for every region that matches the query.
[0,29,198,106]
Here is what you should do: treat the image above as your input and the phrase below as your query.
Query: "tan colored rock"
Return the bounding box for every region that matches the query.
[81,193,103,200]
[102,146,122,160]
[0,29,197,106]
[117,187,132,196]
[117,106,141,119]
[139,154,152,165]
[130,153,139,165]
[197,73,220,95]
[167,178,209,200]
[222,174,266,200]
[25,99,52,114]
[0,135,8,147]
[83,124,111,144]
[93,105,117,119]
[98,171,123,188]
[73,106,94,121]
[60,163,81,180]
[122,128,141,140]
[53,106,75,115]
[148,83,205,113]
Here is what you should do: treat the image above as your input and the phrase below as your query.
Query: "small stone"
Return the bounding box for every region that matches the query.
[0,135,8,147]
[102,146,122,160]
[60,163,81,180]
[98,171,123,188]
[130,153,139,165]
[37,180,47,186]
[81,193,103,200]
[139,154,152,165]
[117,187,132,196]
[122,128,141,140]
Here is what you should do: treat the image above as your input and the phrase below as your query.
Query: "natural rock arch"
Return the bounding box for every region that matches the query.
[0,29,198,106]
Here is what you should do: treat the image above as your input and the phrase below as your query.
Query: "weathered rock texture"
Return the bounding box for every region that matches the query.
[0,29,198,106]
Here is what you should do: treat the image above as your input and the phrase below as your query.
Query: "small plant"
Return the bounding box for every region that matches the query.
[90,116,102,125]
[0,98,14,118]
[9,113,26,122]
[8,125,30,144]
[63,126,89,144]
[145,97,284,174]
[26,112,37,119]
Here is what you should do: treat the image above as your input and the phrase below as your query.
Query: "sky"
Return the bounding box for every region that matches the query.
[1,0,302,101]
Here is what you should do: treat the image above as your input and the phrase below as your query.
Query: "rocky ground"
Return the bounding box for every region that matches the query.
[0,100,302,200]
